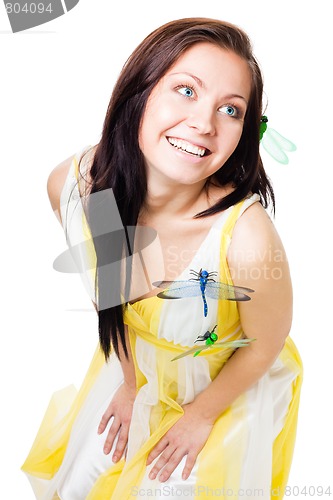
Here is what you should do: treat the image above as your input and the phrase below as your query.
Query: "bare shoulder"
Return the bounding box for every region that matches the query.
[46,154,76,225]
[228,200,293,349]
[228,201,284,267]
[47,145,97,225]
[227,199,292,302]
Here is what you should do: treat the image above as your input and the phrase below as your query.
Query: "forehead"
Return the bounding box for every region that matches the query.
[163,42,252,99]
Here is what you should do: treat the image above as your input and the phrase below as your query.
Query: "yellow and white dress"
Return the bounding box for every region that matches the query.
[22,146,303,499]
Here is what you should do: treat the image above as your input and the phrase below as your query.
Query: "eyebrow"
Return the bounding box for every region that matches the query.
[169,71,248,105]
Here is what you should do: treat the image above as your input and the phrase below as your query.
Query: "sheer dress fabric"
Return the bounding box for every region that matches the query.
[21,146,303,499]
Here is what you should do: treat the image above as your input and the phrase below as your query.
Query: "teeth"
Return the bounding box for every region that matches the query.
[167,137,206,157]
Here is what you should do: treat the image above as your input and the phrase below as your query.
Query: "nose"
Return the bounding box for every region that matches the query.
[185,103,216,136]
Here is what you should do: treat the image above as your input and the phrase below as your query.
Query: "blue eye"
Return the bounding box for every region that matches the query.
[220,105,238,117]
[177,86,194,98]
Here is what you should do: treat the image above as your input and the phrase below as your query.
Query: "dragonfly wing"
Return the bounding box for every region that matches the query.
[171,344,210,361]
[268,128,297,152]
[262,128,296,165]
[205,282,254,301]
[152,280,182,288]
[262,132,288,164]
[152,280,181,299]
[206,338,256,349]
[171,338,255,361]
[152,281,202,299]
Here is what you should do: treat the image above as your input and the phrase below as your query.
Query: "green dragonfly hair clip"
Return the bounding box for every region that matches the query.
[171,325,256,361]
[260,115,296,165]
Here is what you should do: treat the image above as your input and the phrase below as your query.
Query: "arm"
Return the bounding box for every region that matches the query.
[191,201,292,422]
[97,325,137,459]
[47,151,137,389]
[146,202,293,482]
[90,302,137,388]
[48,154,137,459]
[111,322,137,390]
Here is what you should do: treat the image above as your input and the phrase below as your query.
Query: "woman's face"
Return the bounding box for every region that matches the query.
[139,42,252,188]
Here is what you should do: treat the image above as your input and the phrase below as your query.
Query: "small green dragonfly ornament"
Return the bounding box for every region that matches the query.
[260,115,296,165]
[171,325,256,361]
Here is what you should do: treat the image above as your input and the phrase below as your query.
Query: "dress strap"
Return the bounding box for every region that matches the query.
[219,192,261,287]
[59,145,98,304]
[216,194,260,343]
[59,145,92,229]
[73,144,95,197]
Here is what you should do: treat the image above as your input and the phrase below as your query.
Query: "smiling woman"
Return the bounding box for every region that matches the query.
[21,17,302,500]
[139,44,250,188]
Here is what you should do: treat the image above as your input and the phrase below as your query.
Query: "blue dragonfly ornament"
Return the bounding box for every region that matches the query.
[260,115,296,165]
[153,268,254,318]
[171,325,256,361]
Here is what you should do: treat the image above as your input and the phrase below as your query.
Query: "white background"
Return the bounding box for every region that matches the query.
[1,0,332,498]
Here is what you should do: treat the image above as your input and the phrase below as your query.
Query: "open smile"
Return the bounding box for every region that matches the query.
[167,137,212,157]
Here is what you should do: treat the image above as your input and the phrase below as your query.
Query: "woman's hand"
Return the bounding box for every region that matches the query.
[146,402,214,482]
[98,381,136,462]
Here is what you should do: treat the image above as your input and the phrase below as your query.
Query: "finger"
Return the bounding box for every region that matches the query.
[98,407,114,435]
[153,449,186,482]
[148,446,176,480]
[146,436,169,465]
[112,424,129,463]
[103,418,120,454]
[181,451,197,480]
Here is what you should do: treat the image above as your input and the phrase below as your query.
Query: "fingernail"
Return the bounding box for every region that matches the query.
[149,472,155,479]
[112,455,118,462]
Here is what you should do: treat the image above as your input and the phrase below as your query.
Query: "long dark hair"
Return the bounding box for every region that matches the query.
[78,18,274,362]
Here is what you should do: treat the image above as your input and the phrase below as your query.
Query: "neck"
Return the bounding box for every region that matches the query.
[142,176,209,221]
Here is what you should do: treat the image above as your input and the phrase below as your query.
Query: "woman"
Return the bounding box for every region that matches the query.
[22,18,302,499]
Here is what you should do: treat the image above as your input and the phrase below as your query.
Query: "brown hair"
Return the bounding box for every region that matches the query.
[79,18,274,361]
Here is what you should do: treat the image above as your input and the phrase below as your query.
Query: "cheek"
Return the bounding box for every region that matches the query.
[215,122,244,161]
[232,129,243,151]
[138,108,156,152]
[226,122,244,150]
[153,92,187,128]
[154,101,181,131]
[218,122,243,150]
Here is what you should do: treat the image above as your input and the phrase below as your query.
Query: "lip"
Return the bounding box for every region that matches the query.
[166,136,212,155]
